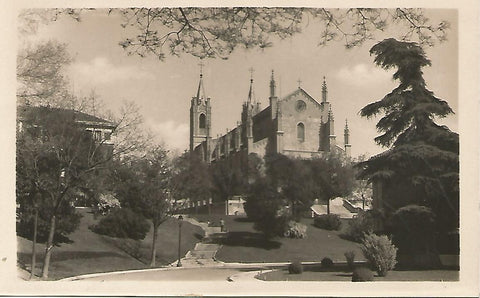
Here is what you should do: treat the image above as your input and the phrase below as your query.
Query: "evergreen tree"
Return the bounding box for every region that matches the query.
[358,38,459,231]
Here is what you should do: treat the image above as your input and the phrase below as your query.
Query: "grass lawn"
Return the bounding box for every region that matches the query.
[17,208,204,280]
[191,215,364,263]
[258,264,459,281]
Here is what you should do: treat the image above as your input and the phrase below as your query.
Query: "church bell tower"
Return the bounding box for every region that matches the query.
[189,64,212,161]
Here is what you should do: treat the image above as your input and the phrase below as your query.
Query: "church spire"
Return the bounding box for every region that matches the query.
[328,106,334,121]
[322,76,328,103]
[344,119,351,157]
[247,67,256,104]
[196,60,206,102]
[344,119,350,144]
[269,70,276,98]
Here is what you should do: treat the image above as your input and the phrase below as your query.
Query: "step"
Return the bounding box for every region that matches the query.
[194,243,220,251]
[190,250,216,259]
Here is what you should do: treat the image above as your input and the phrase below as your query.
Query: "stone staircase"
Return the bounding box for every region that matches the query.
[170,215,226,267]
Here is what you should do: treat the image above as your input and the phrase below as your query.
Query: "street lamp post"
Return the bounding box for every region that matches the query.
[177,215,183,267]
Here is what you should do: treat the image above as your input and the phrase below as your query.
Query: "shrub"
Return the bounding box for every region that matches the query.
[391,205,436,254]
[321,257,333,268]
[283,221,307,238]
[313,214,342,230]
[391,205,439,269]
[352,267,374,282]
[361,233,397,276]
[342,210,385,242]
[344,250,355,268]
[95,193,121,215]
[288,260,303,274]
[90,208,150,240]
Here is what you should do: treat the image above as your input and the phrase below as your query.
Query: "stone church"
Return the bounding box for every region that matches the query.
[190,70,351,169]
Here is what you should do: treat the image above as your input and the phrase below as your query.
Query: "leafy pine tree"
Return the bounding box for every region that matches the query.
[358,38,459,232]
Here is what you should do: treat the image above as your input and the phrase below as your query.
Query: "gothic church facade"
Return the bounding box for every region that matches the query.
[190,70,351,168]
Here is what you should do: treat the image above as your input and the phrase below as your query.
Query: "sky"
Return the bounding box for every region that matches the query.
[21,8,458,158]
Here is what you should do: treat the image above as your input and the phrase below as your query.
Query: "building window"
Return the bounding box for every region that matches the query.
[296,100,306,112]
[199,113,206,129]
[297,122,305,142]
[230,133,235,150]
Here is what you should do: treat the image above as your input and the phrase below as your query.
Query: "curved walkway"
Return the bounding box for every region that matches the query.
[59,215,310,282]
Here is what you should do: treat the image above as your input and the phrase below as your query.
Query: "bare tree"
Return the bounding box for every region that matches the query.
[16,41,73,107]
[116,8,449,59]
[19,8,450,62]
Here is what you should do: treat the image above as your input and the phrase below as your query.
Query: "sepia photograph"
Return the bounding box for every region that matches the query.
[1,1,479,296]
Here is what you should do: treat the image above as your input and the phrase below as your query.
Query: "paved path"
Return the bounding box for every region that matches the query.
[71,267,247,281]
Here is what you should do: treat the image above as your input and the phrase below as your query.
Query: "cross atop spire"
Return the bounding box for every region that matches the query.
[297,78,302,88]
[248,67,255,82]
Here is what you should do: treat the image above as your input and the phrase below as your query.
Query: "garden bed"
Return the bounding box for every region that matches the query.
[257,264,459,281]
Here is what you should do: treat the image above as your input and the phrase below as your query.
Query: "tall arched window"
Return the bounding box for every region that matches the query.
[199,113,206,129]
[297,122,305,142]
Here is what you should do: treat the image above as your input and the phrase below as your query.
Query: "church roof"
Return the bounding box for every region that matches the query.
[252,105,271,121]
[281,87,322,108]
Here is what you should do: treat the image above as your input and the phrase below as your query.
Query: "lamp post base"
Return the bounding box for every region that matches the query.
[176,261,182,267]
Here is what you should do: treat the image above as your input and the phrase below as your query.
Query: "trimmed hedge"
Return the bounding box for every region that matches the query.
[321,257,333,268]
[90,208,150,240]
[288,261,303,274]
[313,214,342,231]
[352,267,374,282]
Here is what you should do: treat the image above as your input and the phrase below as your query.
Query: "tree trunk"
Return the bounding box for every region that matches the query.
[150,224,158,267]
[41,215,56,280]
[29,209,38,280]
[327,200,330,214]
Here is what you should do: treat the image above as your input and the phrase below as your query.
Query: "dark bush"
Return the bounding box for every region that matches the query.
[90,208,150,240]
[313,214,342,230]
[342,209,385,242]
[344,251,355,268]
[391,205,436,254]
[352,267,374,282]
[391,205,439,269]
[321,257,334,268]
[288,260,303,274]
